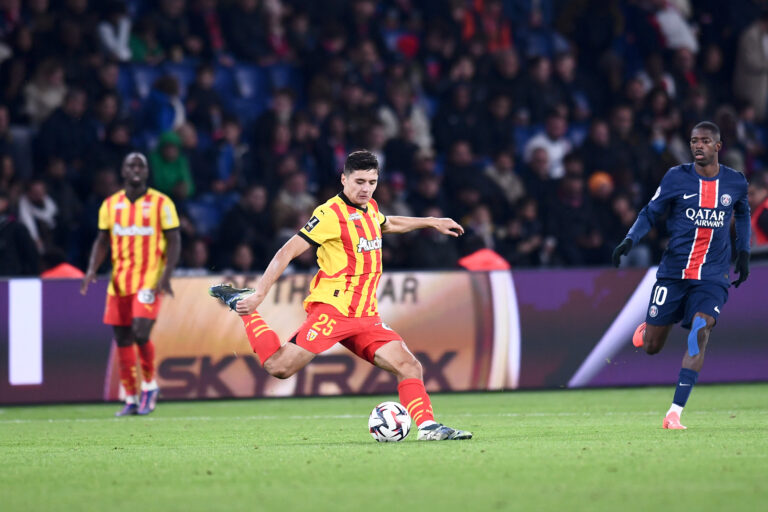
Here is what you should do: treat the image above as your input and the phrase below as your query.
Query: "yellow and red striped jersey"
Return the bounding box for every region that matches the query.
[298,193,386,317]
[98,188,180,296]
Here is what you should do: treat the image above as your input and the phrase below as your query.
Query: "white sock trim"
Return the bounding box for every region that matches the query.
[667,404,684,417]
[141,380,159,391]
[125,395,137,405]
[418,420,437,429]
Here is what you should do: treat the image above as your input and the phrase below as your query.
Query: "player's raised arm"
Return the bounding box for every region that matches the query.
[382,215,464,237]
[235,234,312,315]
[81,230,110,295]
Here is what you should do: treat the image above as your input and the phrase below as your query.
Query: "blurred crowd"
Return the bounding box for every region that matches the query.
[2,0,768,277]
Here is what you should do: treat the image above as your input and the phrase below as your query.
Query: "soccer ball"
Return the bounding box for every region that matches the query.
[368,401,411,442]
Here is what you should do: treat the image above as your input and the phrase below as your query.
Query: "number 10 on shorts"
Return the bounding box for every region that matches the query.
[652,285,668,305]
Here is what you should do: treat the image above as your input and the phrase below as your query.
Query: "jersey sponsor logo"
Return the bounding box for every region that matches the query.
[720,194,732,206]
[685,208,725,228]
[304,216,320,232]
[683,193,698,199]
[357,237,382,252]
[649,305,659,318]
[114,202,127,209]
[113,223,156,236]
[348,212,362,221]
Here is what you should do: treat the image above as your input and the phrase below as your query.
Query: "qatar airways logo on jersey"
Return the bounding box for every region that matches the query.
[357,237,382,252]
[113,223,155,236]
[685,208,725,228]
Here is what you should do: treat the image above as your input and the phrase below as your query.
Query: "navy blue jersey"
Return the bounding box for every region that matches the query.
[627,163,750,285]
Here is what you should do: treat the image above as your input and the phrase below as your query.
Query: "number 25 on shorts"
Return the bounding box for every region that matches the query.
[312,314,336,336]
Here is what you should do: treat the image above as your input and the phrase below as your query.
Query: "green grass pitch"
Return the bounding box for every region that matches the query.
[1,384,766,512]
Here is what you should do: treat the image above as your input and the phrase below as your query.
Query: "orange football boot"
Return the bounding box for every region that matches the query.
[663,411,687,430]
[632,322,646,348]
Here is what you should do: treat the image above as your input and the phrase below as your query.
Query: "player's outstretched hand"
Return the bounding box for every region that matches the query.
[731,250,750,288]
[80,271,96,295]
[235,291,265,315]
[433,218,464,237]
[611,238,633,267]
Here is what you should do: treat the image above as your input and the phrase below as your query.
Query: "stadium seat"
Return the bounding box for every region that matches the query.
[265,63,301,92]
[132,64,163,99]
[213,65,235,97]
[117,65,135,99]
[230,97,267,125]
[513,125,535,158]
[419,94,439,118]
[233,64,267,99]
[186,197,223,238]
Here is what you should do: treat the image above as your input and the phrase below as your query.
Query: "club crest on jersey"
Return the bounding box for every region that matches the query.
[685,208,725,228]
[720,194,732,206]
[649,305,658,318]
[357,237,382,252]
[348,212,362,221]
[304,216,320,232]
[306,329,318,341]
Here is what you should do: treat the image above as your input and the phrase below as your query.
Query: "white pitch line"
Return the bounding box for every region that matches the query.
[0,410,763,425]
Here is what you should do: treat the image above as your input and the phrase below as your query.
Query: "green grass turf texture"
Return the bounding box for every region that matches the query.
[1,384,766,512]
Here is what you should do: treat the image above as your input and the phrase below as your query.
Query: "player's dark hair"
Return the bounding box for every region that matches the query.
[343,150,379,175]
[692,121,721,141]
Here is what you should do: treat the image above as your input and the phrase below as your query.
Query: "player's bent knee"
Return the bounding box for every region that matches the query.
[694,314,716,331]
[644,341,662,355]
[396,354,422,380]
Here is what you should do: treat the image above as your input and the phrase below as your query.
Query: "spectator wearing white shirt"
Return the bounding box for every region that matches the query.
[18,178,58,253]
[523,111,571,180]
[97,1,132,62]
[651,0,698,53]
[733,10,768,121]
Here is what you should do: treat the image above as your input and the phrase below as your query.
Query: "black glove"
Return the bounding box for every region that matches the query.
[731,250,750,288]
[612,238,633,267]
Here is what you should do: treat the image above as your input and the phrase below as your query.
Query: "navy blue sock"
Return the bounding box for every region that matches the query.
[672,368,699,407]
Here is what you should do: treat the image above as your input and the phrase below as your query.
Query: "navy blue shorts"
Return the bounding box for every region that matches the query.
[645,278,728,329]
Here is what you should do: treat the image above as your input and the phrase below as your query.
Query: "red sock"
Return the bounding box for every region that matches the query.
[398,378,435,427]
[116,345,138,397]
[137,340,155,383]
[241,312,281,364]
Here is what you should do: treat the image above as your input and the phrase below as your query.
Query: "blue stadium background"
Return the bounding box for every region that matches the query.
[1,0,767,276]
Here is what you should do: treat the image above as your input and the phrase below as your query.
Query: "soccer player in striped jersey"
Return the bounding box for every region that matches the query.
[210,150,472,440]
[612,122,751,429]
[81,153,181,416]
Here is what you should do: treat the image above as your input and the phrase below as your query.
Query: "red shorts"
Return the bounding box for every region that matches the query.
[103,290,162,326]
[291,303,402,363]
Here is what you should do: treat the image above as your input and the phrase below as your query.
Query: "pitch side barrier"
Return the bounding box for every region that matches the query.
[1,267,766,404]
